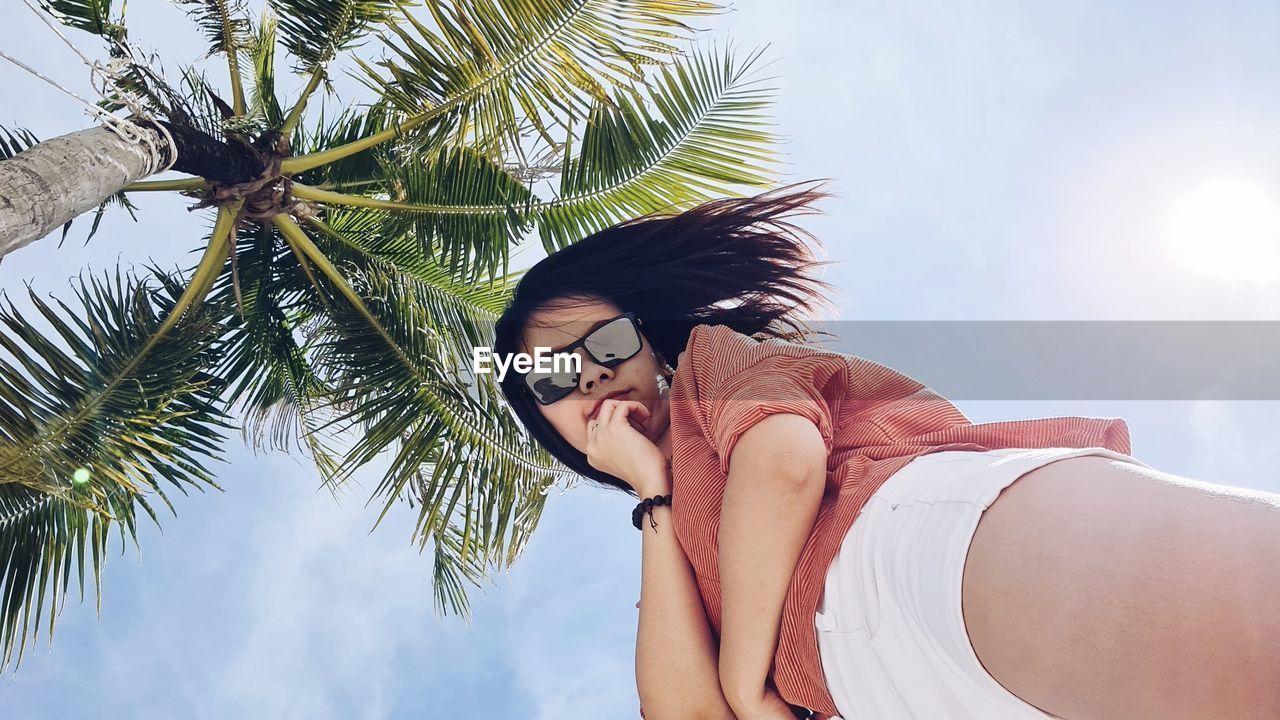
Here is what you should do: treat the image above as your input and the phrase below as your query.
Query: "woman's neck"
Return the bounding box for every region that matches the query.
[655,424,673,463]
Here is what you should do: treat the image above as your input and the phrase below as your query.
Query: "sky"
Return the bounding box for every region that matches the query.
[2,1,1280,718]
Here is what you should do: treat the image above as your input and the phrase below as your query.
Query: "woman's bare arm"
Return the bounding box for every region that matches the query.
[635,484,738,720]
[635,513,811,720]
[717,414,827,718]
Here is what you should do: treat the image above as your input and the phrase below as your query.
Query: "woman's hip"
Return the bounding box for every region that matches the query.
[812,446,1151,720]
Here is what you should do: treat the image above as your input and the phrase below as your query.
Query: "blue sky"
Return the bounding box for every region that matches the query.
[2,1,1280,718]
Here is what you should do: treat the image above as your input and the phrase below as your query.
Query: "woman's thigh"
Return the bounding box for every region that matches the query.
[961,455,1280,720]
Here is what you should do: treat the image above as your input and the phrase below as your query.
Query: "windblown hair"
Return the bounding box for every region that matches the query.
[494,180,838,495]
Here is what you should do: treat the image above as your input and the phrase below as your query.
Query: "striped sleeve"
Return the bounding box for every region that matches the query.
[686,325,844,474]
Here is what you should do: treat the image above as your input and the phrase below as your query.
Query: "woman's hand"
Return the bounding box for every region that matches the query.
[585,399,670,496]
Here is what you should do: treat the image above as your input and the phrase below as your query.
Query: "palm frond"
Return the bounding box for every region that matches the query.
[248,9,285,128]
[173,0,253,115]
[37,0,120,38]
[429,516,489,620]
[537,43,779,249]
[365,0,722,158]
[210,224,342,485]
[0,268,232,503]
[174,0,252,56]
[386,144,535,281]
[97,39,205,129]
[298,143,537,282]
[177,67,237,138]
[314,209,516,319]
[426,477,548,621]
[309,211,515,364]
[301,258,566,616]
[245,217,562,616]
[297,46,778,260]
[0,269,233,669]
[292,105,402,187]
[0,126,39,160]
[0,484,108,670]
[270,0,397,73]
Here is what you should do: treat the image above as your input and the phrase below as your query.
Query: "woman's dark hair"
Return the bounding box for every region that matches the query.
[493,180,838,495]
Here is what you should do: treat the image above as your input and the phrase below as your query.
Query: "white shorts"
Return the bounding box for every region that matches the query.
[814,447,1152,720]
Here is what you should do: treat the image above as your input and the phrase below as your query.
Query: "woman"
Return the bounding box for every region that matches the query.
[492,183,1280,720]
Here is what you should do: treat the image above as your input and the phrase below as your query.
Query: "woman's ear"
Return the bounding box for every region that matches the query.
[652,349,674,376]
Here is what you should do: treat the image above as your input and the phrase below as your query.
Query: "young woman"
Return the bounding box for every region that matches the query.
[492,183,1280,720]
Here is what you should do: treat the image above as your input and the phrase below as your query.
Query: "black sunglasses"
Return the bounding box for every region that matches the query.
[522,312,644,406]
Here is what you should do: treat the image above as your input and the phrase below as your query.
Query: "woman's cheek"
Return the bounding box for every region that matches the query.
[543,409,584,452]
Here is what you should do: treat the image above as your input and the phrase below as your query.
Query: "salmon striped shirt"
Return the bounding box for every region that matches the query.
[646,323,1133,719]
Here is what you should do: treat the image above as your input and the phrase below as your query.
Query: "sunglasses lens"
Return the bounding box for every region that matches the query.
[583,317,642,367]
[523,315,642,406]
[526,369,578,405]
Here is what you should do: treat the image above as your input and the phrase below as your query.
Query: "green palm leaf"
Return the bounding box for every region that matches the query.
[0,126,39,159]
[213,223,343,486]
[271,216,565,618]
[0,269,232,505]
[174,0,253,115]
[289,118,532,281]
[37,0,118,37]
[248,9,285,128]
[312,209,516,321]
[537,43,779,248]
[0,484,108,670]
[300,255,568,617]
[175,0,251,56]
[177,67,239,138]
[270,0,397,73]
[325,143,538,282]
[311,262,549,483]
[293,105,411,188]
[295,46,778,259]
[426,477,548,620]
[0,269,233,668]
[357,0,721,160]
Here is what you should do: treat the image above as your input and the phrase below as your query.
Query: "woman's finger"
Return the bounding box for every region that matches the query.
[617,400,651,422]
[610,400,650,432]
[604,399,649,424]
[591,400,614,428]
[599,398,635,424]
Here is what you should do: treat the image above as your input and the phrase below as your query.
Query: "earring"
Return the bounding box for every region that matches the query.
[655,361,674,392]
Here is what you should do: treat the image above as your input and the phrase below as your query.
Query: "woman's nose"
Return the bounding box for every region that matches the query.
[578,354,614,392]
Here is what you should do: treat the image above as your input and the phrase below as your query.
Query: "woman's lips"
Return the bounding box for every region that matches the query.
[587,390,630,421]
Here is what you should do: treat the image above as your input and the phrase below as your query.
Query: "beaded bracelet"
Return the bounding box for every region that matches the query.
[631,494,672,531]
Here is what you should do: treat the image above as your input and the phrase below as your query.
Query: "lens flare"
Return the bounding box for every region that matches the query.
[1166,178,1280,285]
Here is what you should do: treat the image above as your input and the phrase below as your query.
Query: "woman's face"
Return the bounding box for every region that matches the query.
[520,298,672,454]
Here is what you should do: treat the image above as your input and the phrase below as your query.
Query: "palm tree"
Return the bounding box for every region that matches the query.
[0,0,781,670]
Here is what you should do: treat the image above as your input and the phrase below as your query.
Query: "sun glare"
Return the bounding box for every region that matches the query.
[1166,178,1280,284]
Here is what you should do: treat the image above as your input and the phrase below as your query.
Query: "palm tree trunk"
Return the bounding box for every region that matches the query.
[0,125,171,258]
[0,123,266,260]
